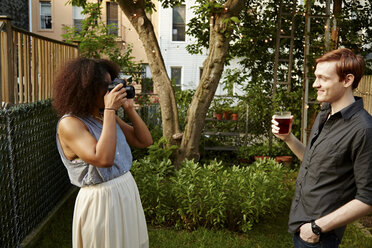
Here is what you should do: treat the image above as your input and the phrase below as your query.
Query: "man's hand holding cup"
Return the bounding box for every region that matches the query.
[272,111,293,141]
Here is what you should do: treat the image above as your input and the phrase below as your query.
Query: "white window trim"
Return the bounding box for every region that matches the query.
[39,0,53,31]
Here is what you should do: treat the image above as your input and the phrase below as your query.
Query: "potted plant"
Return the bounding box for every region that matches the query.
[231,106,239,121]
[222,106,231,120]
[272,141,293,167]
[237,146,254,164]
[251,143,271,161]
[213,101,223,120]
[221,98,234,120]
[275,155,293,167]
[237,144,271,163]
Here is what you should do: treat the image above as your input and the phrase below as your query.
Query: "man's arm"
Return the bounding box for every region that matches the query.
[282,133,306,161]
[300,199,372,243]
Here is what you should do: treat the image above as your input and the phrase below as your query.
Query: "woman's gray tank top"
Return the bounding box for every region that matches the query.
[56,114,132,187]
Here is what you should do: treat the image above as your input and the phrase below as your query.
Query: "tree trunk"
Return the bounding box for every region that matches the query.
[116,0,247,166]
[116,0,181,144]
[331,0,342,49]
[174,0,247,165]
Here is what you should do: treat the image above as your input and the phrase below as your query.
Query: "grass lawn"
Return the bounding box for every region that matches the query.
[29,190,372,248]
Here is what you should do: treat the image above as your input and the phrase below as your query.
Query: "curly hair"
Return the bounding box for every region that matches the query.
[53,57,120,116]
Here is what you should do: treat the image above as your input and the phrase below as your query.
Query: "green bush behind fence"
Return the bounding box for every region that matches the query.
[0,100,72,248]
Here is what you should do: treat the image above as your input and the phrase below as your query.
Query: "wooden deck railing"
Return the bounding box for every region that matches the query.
[0,16,79,104]
[355,75,372,115]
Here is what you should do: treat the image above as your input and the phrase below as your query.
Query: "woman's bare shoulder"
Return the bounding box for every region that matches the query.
[58,116,89,139]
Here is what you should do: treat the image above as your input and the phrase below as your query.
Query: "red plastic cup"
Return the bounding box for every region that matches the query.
[274,111,292,134]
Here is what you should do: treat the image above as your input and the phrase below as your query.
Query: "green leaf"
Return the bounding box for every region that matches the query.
[230,16,240,23]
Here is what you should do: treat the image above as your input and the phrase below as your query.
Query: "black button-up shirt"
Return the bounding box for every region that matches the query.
[288,97,372,239]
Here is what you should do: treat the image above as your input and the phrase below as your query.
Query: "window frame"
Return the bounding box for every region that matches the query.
[73,6,84,33]
[106,1,119,36]
[39,0,52,31]
[172,4,186,42]
[170,66,182,88]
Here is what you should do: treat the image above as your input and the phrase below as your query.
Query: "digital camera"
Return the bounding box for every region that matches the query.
[107,77,135,99]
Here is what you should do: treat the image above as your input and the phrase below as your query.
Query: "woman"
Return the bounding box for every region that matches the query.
[53,57,152,248]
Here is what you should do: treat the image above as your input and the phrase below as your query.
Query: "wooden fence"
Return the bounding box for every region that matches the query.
[355,75,372,115]
[0,16,79,104]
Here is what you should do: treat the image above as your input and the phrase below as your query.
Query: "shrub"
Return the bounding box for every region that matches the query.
[147,137,178,162]
[131,138,178,225]
[132,156,294,232]
[131,157,176,226]
[172,160,229,230]
[172,158,292,232]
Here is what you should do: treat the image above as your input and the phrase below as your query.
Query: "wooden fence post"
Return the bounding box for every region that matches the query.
[0,16,15,104]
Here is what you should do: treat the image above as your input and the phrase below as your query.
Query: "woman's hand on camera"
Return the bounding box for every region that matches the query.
[104,83,126,110]
[122,97,135,112]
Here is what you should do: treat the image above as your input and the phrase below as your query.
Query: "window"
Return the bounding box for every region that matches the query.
[40,1,52,29]
[107,2,118,35]
[172,5,185,41]
[171,67,182,88]
[73,6,84,33]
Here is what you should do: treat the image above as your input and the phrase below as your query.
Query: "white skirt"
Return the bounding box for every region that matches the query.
[72,172,149,248]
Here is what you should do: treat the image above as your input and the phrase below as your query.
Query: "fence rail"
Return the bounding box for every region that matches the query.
[0,16,79,104]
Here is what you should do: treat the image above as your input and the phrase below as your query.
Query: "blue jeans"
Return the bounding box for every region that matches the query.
[293,232,341,248]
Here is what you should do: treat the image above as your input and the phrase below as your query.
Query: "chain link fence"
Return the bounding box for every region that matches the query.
[0,100,72,248]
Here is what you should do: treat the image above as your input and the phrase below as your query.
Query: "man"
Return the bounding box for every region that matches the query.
[272,48,372,247]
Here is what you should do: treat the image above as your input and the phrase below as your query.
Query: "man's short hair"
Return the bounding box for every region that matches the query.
[315,48,365,89]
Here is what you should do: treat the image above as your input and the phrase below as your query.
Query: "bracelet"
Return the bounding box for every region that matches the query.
[104,108,116,111]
